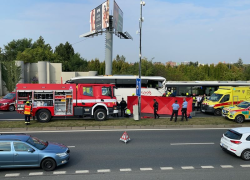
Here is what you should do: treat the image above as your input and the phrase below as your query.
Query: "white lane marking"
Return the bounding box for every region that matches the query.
[5,173,20,177]
[75,170,89,174]
[53,171,66,174]
[241,165,250,168]
[68,146,75,148]
[120,168,132,172]
[171,143,214,145]
[29,172,44,176]
[140,168,153,171]
[221,165,233,168]
[201,166,214,169]
[182,166,194,170]
[160,167,173,170]
[97,169,110,173]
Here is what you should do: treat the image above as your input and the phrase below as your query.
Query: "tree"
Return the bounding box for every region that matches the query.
[3,38,32,61]
[234,58,243,68]
[1,61,22,92]
[55,42,75,71]
[68,53,88,71]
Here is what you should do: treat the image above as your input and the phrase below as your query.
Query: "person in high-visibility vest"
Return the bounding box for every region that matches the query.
[192,94,197,111]
[24,101,32,125]
[124,108,131,118]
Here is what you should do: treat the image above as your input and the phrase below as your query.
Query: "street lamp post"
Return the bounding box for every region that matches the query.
[138,0,145,120]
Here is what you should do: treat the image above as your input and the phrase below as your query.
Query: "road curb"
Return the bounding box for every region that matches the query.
[0,124,249,132]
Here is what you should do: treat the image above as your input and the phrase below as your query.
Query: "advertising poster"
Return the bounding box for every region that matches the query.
[90,9,95,32]
[95,4,102,31]
[90,0,109,32]
[102,0,109,29]
[113,1,123,32]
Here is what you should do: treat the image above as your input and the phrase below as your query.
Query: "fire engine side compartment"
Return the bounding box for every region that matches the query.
[16,84,76,119]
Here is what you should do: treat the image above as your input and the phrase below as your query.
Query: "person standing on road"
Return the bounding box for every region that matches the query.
[181,98,188,121]
[192,94,197,111]
[24,101,32,125]
[120,98,127,117]
[153,99,160,119]
[197,95,202,111]
[170,100,180,122]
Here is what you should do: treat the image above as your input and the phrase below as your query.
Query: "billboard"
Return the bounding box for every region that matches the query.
[113,1,123,32]
[90,0,109,32]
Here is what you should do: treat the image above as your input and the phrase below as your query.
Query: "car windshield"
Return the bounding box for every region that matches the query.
[3,93,15,100]
[26,136,48,150]
[224,130,242,140]
[209,93,223,102]
[237,101,250,109]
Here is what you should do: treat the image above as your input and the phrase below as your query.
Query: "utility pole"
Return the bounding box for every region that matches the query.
[138,0,145,120]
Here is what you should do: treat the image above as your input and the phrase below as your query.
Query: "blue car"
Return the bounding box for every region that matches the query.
[0,133,70,171]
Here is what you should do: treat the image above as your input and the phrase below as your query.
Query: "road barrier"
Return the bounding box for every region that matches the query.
[127,96,193,116]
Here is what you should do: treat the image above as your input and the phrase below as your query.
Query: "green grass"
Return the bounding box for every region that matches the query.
[0,116,247,128]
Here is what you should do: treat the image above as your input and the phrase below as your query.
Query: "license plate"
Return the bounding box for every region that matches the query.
[201,110,205,112]
[222,143,228,149]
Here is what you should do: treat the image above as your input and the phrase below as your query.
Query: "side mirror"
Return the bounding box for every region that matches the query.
[28,148,35,153]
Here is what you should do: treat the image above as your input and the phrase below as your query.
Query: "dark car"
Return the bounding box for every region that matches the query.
[0,133,70,171]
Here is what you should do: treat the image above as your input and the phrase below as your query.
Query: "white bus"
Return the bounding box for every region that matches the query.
[66,76,166,102]
[165,81,250,97]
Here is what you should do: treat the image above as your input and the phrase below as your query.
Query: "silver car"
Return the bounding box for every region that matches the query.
[0,133,70,171]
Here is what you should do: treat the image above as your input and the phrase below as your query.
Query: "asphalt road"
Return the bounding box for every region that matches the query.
[0,110,213,121]
[2,129,250,179]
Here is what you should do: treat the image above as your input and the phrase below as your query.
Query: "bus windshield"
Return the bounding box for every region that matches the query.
[209,93,223,102]
[237,101,250,109]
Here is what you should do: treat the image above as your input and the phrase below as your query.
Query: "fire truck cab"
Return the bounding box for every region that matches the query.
[16,83,118,122]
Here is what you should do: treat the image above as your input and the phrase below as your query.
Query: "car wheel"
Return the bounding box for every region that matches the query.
[235,115,244,123]
[94,109,107,121]
[8,105,15,112]
[41,158,56,171]
[36,109,51,123]
[241,149,250,161]
[214,109,221,116]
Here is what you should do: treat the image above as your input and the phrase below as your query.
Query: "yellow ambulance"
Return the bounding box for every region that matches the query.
[222,101,250,123]
[201,86,250,116]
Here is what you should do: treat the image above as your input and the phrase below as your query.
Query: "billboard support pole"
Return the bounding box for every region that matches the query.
[105,15,113,75]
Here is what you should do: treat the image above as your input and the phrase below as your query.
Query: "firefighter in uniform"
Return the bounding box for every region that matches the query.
[24,101,32,125]
[192,94,197,111]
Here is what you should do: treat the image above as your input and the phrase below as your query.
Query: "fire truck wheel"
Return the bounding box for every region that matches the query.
[37,109,51,123]
[94,109,107,121]
[8,105,15,112]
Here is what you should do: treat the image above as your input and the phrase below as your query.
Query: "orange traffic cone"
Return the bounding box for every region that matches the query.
[120,131,130,144]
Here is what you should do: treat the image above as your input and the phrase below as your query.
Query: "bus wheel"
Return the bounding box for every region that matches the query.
[37,109,51,123]
[94,109,107,121]
[8,105,15,112]
[214,109,221,116]
[235,115,244,123]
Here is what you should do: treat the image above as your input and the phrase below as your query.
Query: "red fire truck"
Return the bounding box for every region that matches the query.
[15,83,118,122]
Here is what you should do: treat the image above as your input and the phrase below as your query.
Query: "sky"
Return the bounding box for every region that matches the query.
[0,0,250,64]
